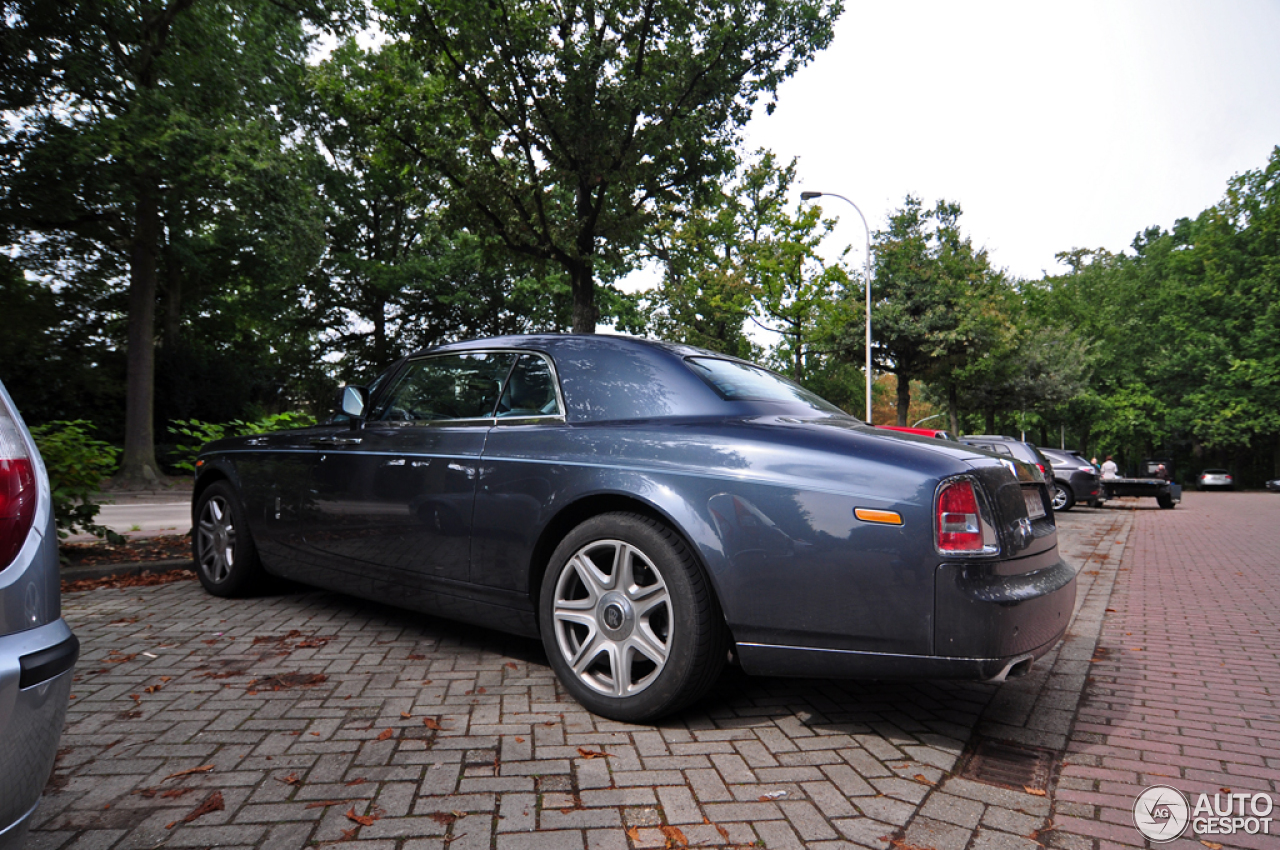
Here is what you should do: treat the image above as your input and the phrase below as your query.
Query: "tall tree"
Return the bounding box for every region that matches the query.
[646,151,858,393]
[305,39,581,381]
[1,0,351,482]
[869,196,1006,426]
[375,0,843,333]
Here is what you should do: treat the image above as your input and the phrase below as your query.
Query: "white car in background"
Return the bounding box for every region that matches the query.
[0,379,79,848]
[1197,469,1234,491]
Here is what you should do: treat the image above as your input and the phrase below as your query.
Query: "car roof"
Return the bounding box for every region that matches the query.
[397,334,850,424]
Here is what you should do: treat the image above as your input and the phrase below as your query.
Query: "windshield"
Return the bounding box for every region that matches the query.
[685,357,847,417]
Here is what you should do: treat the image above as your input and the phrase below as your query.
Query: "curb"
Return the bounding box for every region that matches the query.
[61,558,195,584]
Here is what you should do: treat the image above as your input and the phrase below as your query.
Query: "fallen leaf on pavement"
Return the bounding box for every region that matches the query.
[163,765,214,782]
[1023,786,1047,796]
[276,773,302,786]
[423,717,443,730]
[660,825,687,846]
[345,807,377,827]
[1201,841,1223,850]
[246,672,328,692]
[429,812,460,825]
[345,778,366,786]
[134,787,195,799]
[166,791,224,829]
[626,826,641,842]
[913,774,935,785]
[400,712,411,719]
[577,747,611,759]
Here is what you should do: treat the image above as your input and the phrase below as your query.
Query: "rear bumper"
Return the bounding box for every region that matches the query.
[0,619,78,841]
[737,552,1077,682]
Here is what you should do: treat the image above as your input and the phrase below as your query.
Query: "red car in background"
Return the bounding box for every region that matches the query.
[877,425,957,440]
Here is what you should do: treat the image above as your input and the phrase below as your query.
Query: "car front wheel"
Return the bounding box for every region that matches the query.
[540,513,727,722]
[1051,482,1075,512]
[193,481,265,597]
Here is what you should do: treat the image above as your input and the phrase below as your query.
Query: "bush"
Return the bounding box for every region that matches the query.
[169,411,318,473]
[28,420,124,542]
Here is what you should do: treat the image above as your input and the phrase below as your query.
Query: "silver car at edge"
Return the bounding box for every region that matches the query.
[0,379,79,848]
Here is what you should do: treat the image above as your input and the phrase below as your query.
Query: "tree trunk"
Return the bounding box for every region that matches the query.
[895,371,910,426]
[569,256,596,334]
[947,384,959,436]
[117,180,162,485]
[162,248,182,349]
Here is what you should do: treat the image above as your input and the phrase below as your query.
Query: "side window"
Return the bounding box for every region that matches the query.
[495,354,562,418]
[372,352,517,422]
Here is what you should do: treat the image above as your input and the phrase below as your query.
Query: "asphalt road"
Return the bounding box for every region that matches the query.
[90,502,192,537]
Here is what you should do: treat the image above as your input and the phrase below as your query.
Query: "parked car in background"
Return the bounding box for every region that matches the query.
[955,435,1052,480]
[0,379,79,848]
[192,335,1077,722]
[877,425,957,440]
[1267,479,1280,493]
[1038,448,1102,511]
[1197,469,1234,490]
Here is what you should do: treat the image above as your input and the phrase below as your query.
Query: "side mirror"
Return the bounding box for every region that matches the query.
[339,385,368,423]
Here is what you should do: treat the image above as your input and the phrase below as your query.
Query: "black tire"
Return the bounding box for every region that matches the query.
[1051,482,1075,512]
[539,512,727,723]
[1157,494,1176,509]
[193,481,266,597]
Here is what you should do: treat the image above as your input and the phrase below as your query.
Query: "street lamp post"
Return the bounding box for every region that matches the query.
[800,191,872,423]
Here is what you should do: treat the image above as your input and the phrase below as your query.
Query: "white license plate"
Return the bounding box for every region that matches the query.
[1024,489,1046,519]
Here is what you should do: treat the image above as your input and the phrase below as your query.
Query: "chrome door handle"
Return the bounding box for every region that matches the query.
[309,436,363,447]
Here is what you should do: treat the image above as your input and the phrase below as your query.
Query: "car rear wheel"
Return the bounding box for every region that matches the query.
[540,513,727,722]
[194,482,265,597]
[1051,482,1075,512]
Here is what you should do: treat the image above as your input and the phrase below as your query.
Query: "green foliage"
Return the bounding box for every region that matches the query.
[169,412,319,473]
[647,150,858,401]
[28,421,123,542]
[869,196,1010,426]
[1,0,355,479]
[1024,146,1280,481]
[373,0,843,332]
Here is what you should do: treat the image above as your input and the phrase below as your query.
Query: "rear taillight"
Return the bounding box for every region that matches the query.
[935,478,995,555]
[0,414,37,569]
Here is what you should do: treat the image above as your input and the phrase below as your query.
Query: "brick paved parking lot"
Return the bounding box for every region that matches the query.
[30,494,1274,850]
[1049,492,1280,850]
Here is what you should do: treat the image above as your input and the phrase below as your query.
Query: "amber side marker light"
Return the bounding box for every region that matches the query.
[854,508,903,526]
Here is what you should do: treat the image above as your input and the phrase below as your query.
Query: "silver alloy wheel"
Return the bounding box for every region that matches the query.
[551,538,672,697]
[197,495,236,583]
[1051,484,1071,511]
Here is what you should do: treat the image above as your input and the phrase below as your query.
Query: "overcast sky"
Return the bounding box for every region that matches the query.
[719,0,1280,282]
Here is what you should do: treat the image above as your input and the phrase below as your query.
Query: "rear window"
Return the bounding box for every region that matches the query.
[685,357,845,416]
